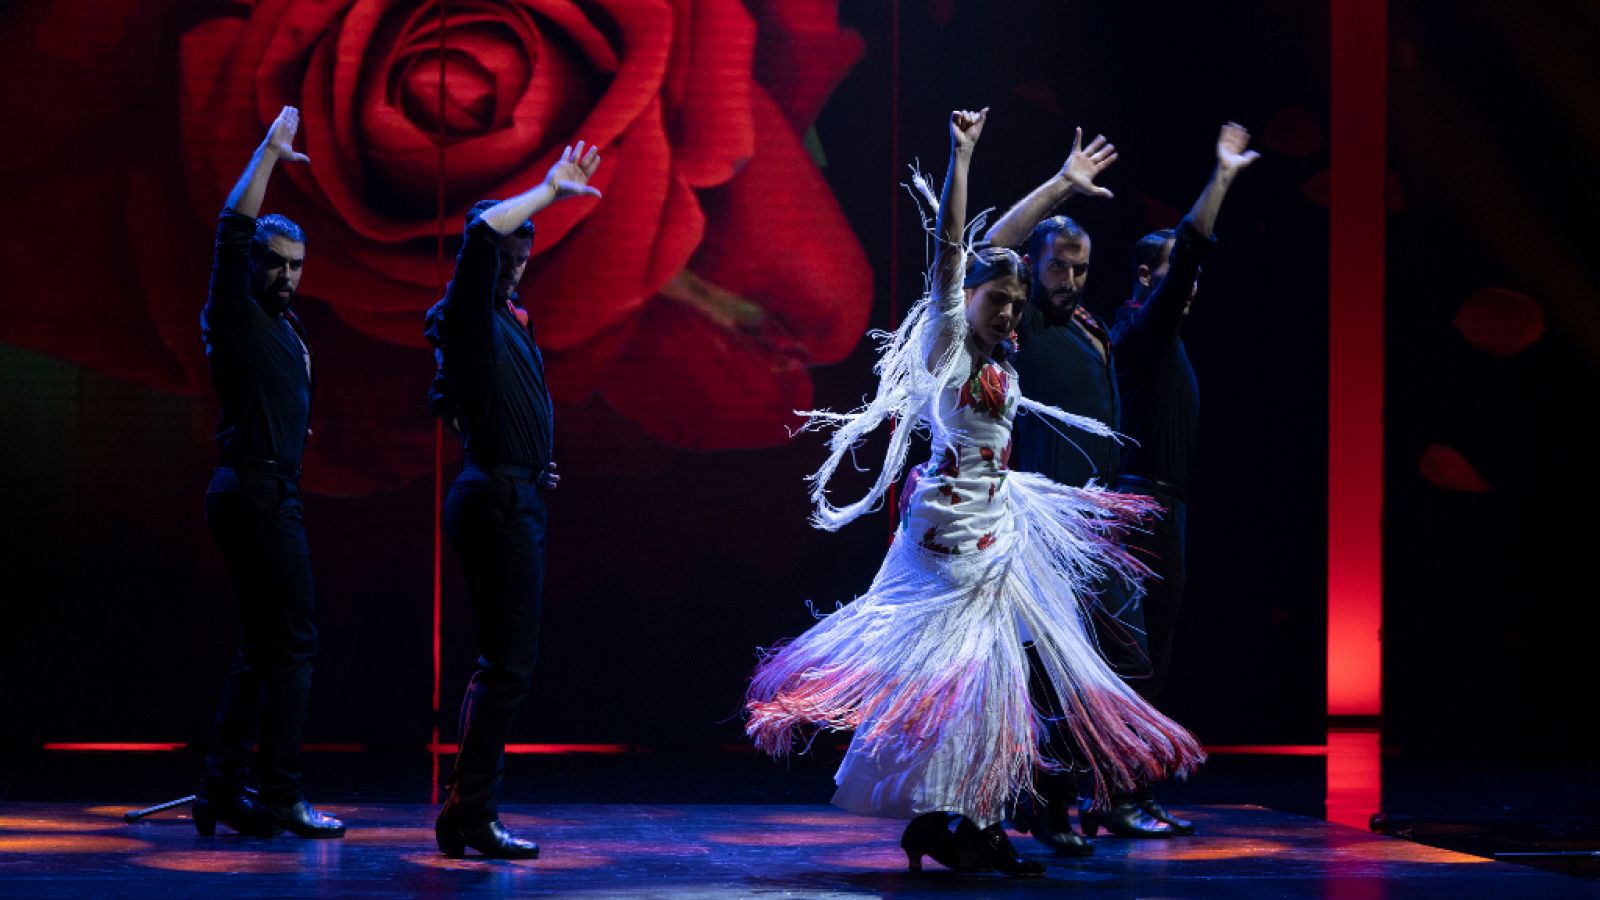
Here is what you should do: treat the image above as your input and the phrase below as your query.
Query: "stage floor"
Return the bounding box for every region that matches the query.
[3,800,1598,898]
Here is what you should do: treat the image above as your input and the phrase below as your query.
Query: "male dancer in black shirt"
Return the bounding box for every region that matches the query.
[198,105,344,839]
[1111,120,1258,769]
[424,141,601,859]
[985,128,1183,847]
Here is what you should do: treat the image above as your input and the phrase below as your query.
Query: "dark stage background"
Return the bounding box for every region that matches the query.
[7,0,1578,771]
[1382,1,1600,762]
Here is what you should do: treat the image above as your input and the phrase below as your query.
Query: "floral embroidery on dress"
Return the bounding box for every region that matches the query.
[958,362,1012,420]
[902,357,1019,555]
[919,526,957,555]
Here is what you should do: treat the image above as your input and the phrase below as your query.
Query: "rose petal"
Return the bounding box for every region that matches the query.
[661,0,756,188]
[599,89,872,450]
[687,88,871,365]
[749,0,865,132]
[520,97,679,349]
[647,177,708,296]
[477,0,674,250]
[600,299,813,450]
[1419,444,1492,493]
[1454,288,1544,357]
[543,311,646,405]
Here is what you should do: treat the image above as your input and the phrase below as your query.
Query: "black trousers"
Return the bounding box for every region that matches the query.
[1086,571,1152,680]
[203,467,317,807]
[1113,476,1187,705]
[442,463,547,824]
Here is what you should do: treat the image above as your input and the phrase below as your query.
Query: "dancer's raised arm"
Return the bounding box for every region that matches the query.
[224,106,310,218]
[478,142,602,237]
[932,107,987,296]
[983,127,1116,250]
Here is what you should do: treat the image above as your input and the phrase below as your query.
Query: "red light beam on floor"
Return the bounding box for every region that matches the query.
[1326,728,1382,830]
[426,743,636,755]
[41,743,187,752]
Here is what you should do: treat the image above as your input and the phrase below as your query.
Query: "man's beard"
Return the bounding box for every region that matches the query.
[253,285,294,314]
[1034,284,1080,321]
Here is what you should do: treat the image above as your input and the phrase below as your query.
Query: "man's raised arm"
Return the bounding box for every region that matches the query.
[984,127,1117,249]
[1184,121,1259,238]
[224,106,310,217]
[207,106,310,323]
[478,142,602,237]
[1128,123,1260,343]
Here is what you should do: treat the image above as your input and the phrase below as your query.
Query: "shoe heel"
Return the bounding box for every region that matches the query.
[436,821,466,859]
[193,804,216,837]
[1080,812,1102,838]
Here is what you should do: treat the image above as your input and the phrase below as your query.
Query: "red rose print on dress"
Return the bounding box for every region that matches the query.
[958,362,1010,419]
[938,447,960,479]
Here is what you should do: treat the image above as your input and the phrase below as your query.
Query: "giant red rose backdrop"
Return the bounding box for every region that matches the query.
[0,0,870,491]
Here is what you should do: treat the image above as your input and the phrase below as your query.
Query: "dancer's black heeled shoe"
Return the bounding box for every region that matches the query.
[1011,780,1094,857]
[901,812,981,872]
[264,801,346,838]
[955,818,1045,877]
[1079,794,1177,838]
[193,791,273,837]
[1137,788,1195,836]
[436,809,539,860]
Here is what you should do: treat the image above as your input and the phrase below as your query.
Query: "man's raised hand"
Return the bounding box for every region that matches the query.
[1060,127,1116,199]
[1217,122,1260,174]
[949,107,989,154]
[266,106,310,165]
[545,141,603,201]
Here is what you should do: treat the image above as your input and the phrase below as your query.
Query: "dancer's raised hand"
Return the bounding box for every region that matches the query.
[265,106,310,165]
[544,140,603,201]
[949,107,989,155]
[1059,127,1116,199]
[1216,122,1260,174]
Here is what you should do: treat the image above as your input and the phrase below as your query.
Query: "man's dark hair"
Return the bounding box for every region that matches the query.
[467,199,534,238]
[1022,215,1086,263]
[253,213,306,248]
[1131,228,1176,295]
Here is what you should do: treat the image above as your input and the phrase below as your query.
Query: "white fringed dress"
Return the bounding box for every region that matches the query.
[745,223,1204,829]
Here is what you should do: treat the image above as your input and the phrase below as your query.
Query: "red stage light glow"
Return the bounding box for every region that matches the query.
[1327,0,1386,721]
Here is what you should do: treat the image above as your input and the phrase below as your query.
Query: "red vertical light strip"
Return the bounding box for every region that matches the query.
[1328,0,1385,718]
[430,0,449,805]
[885,0,901,542]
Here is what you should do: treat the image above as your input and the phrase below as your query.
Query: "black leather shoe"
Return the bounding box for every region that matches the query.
[901,812,984,872]
[436,815,539,860]
[1079,795,1177,838]
[956,819,1045,877]
[265,801,346,838]
[1137,789,1195,836]
[193,791,273,837]
[1012,780,1094,857]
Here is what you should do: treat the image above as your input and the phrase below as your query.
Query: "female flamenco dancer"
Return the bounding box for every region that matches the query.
[745,108,1206,877]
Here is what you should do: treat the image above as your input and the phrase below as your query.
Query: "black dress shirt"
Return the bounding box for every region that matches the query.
[202,211,312,468]
[1012,302,1121,487]
[426,216,553,471]
[1110,217,1217,497]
